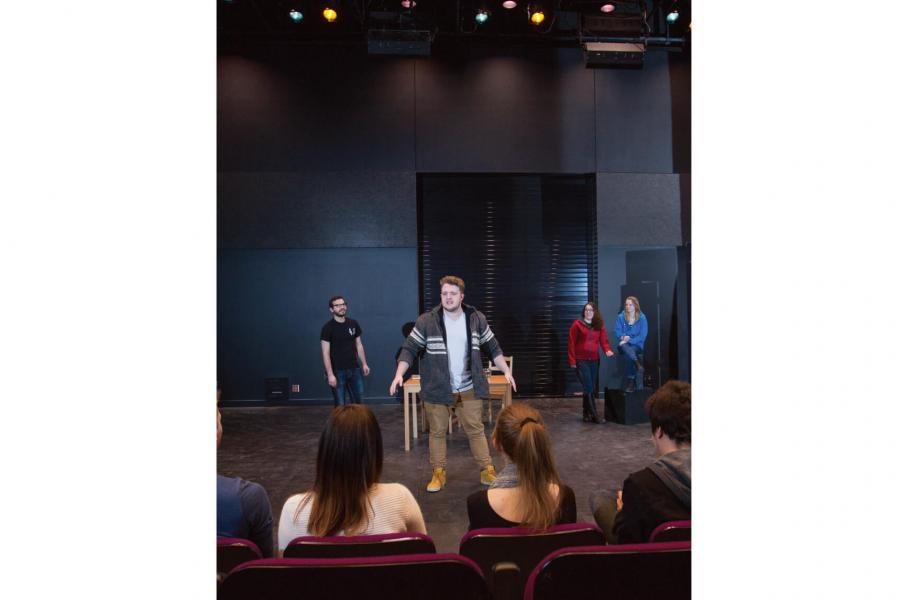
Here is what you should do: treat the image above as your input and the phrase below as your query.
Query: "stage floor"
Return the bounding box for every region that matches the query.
[217,396,657,553]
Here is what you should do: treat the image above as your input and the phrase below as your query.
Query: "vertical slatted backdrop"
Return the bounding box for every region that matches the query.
[418,174,597,397]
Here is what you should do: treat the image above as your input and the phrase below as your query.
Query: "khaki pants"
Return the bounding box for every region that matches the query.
[424,388,492,469]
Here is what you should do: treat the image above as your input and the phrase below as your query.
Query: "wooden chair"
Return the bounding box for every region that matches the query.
[486,355,513,423]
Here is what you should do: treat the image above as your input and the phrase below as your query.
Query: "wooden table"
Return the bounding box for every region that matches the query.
[401,374,512,452]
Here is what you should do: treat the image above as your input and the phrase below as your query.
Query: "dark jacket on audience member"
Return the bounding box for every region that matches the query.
[613,448,691,543]
[217,474,274,557]
[466,485,578,530]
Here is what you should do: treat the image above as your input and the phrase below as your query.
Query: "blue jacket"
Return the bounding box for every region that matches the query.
[614,312,648,350]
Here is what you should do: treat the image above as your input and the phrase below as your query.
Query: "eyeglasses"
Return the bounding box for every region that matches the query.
[332,303,347,308]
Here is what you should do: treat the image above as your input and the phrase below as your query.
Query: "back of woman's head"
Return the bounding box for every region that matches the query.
[493,403,562,530]
[301,404,384,536]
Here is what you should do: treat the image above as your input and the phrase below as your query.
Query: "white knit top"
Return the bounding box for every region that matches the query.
[277,482,427,552]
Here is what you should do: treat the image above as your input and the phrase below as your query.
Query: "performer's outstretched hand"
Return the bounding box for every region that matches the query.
[389,374,404,396]
[505,372,517,392]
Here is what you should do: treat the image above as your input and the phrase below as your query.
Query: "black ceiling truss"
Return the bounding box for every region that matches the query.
[219,0,690,50]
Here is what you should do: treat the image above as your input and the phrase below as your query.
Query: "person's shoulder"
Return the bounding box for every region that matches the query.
[625,467,657,490]
[377,482,410,495]
[282,491,311,509]
[375,483,419,505]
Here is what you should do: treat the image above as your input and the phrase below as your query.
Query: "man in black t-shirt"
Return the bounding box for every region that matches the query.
[320,295,370,405]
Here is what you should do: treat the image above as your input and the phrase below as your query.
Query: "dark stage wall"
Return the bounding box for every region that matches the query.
[218,43,690,403]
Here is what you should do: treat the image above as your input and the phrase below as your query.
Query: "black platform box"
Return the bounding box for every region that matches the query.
[604,387,653,425]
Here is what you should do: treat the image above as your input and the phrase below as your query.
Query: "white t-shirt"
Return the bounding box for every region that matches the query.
[443,311,472,392]
[277,483,427,552]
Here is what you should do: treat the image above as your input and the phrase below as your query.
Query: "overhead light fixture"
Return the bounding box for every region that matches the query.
[583,41,645,68]
[400,0,416,7]
[600,3,615,13]
[323,6,337,22]
[288,9,304,22]
[502,1,517,9]
[475,9,490,24]
[666,9,679,24]
[367,29,433,56]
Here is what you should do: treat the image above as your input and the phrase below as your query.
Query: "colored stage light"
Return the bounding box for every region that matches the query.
[401,0,416,7]
[288,9,304,22]
[600,3,615,13]
[530,10,545,25]
[475,9,490,24]
[502,1,517,9]
[666,9,679,24]
[323,7,337,22]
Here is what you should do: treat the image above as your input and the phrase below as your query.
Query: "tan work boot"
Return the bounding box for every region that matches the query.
[480,465,497,486]
[426,467,446,493]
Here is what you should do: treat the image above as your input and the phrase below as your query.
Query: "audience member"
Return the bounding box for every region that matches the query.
[467,403,576,530]
[217,404,275,557]
[590,380,691,543]
[277,405,426,552]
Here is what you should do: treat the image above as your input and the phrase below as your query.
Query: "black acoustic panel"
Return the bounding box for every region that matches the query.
[218,171,416,249]
[415,47,595,173]
[668,49,692,175]
[595,51,674,173]
[679,173,691,245]
[675,245,691,381]
[217,248,418,402]
[596,173,682,245]
[596,247,683,394]
[419,174,596,397]
[218,48,415,172]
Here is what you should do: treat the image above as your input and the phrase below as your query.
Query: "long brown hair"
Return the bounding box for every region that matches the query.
[492,403,563,530]
[296,405,384,536]
[624,295,642,324]
[581,302,604,331]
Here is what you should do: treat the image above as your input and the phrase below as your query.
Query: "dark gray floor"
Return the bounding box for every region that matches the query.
[217,397,656,554]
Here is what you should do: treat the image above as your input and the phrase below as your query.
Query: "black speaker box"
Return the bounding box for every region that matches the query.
[264,377,289,402]
[604,387,653,425]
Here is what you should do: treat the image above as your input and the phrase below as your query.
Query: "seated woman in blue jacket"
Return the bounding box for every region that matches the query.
[614,296,648,392]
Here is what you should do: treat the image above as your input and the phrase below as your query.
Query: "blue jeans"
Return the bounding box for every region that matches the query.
[619,343,644,389]
[575,360,600,398]
[332,368,364,406]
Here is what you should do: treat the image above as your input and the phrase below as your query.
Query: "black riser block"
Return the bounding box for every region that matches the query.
[604,387,653,425]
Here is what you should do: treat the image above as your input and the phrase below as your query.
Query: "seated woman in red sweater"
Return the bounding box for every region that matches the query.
[567,302,614,423]
[466,403,576,530]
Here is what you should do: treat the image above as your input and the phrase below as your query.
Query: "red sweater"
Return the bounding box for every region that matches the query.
[567,319,612,367]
